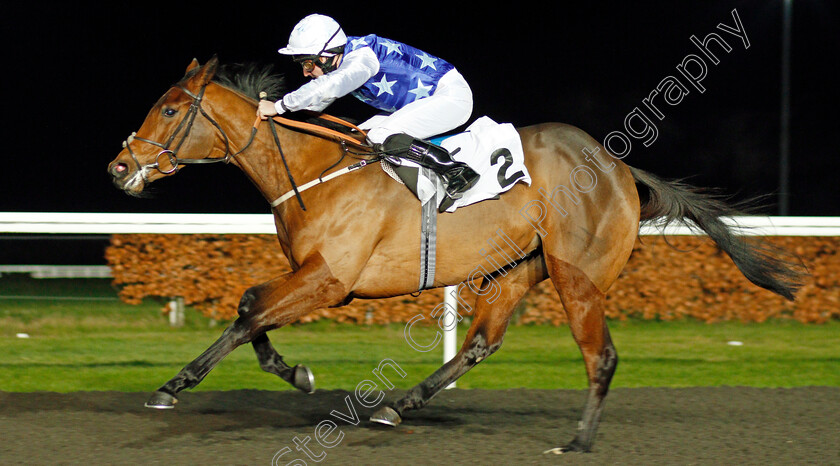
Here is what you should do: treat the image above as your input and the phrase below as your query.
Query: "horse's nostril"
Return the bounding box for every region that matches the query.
[111,162,129,179]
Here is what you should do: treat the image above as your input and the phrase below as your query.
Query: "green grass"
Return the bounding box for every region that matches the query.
[1,276,838,392]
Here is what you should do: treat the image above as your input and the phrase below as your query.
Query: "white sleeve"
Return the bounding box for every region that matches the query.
[279,47,380,113]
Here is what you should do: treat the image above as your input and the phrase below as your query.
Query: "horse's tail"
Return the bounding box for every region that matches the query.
[629,166,806,300]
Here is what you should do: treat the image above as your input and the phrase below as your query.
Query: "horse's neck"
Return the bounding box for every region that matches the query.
[206,85,345,212]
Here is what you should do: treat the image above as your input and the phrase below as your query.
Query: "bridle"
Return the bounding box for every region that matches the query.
[121,81,254,177]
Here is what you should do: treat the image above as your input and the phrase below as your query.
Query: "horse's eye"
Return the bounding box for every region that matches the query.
[163,108,177,117]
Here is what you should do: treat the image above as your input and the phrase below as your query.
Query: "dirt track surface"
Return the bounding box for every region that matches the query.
[1,387,837,465]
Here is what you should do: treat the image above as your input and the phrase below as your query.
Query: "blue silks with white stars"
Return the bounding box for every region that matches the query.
[346,35,455,113]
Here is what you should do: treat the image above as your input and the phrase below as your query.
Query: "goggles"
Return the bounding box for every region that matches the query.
[293,43,344,74]
[299,59,317,73]
[293,55,322,73]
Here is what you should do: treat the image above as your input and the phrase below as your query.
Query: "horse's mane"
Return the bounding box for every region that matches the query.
[211,62,286,101]
[185,60,361,131]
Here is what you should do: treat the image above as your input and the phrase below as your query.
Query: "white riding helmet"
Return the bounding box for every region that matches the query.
[278,14,347,57]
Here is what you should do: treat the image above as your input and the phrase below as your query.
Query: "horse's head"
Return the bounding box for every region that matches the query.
[108,56,226,196]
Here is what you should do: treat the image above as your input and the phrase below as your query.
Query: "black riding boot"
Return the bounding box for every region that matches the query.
[380,134,479,203]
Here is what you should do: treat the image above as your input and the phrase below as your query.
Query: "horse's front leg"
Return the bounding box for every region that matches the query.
[251,332,315,394]
[145,317,251,408]
[145,254,346,409]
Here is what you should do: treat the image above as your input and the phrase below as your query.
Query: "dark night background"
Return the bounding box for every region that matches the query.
[0,1,837,264]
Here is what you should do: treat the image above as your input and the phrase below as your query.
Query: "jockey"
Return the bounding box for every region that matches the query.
[257,13,479,203]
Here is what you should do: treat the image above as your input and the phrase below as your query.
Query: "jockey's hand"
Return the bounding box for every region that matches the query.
[257,100,282,120]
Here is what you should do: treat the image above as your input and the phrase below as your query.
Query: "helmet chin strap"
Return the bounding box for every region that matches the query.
[313,27,344,73]
[315,54,341,73]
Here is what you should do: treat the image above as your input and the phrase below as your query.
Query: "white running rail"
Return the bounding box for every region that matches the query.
[2,212,840,235]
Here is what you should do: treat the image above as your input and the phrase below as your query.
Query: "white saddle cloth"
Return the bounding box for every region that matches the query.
[383,116,531,212]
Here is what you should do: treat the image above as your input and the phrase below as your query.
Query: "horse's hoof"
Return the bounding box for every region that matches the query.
[370,406,402,426]
[144,390,178,409]
[543,439,590,454]
[292,365,315,394]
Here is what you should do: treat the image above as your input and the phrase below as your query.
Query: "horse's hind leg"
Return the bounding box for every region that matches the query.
[370,255,546,425]
[543,255,617,454]
[145,254,345,408]
[252,332,315,393]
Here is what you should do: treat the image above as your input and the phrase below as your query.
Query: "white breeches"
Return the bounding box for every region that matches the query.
[360,69,473,144]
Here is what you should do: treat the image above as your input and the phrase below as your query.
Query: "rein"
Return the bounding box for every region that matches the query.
[122,82,378,212]
[271,112,370,150]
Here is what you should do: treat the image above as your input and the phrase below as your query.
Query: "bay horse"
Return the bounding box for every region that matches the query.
[107,56,803,453]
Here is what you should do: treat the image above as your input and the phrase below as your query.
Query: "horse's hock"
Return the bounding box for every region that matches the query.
[105,234,840,324]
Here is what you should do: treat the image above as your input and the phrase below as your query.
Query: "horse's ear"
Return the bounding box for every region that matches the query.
[185,58,201,74]
[194,55,219,86]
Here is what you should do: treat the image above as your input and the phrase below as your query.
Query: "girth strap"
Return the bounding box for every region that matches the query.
[418,168,441,290]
